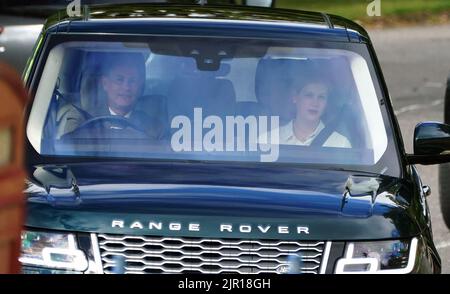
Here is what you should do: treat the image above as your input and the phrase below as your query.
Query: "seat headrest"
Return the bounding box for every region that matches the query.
[167,74,236,122]
[255,58,309,99]
[80,65,108,117]
[254,58,308,123]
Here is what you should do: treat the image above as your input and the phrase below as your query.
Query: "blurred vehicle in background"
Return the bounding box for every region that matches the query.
[0,1,64,74]
[439,73,450,229]
[0,63,27,274]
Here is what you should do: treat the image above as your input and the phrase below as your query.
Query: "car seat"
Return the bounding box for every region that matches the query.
[319,57,365,149]
[254,58,303,126]
[166,59,237,123]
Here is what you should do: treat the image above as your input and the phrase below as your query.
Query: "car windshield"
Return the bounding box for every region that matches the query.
[27,35,399,175]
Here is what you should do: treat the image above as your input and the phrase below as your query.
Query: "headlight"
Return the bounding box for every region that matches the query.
[20,230,88,272]
[335,238,418,274]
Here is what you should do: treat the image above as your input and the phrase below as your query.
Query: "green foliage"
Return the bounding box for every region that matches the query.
[277,0,450,20]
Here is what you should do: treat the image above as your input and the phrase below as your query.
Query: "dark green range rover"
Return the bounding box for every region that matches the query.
[20,2,449,274]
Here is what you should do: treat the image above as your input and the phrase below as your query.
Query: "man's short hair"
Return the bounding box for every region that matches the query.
[101,52,146,78]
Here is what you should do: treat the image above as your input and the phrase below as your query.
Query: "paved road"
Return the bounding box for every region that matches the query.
[369,25,450,273]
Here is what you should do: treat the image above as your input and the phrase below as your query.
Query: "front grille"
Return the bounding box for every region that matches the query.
[97,234,325,274]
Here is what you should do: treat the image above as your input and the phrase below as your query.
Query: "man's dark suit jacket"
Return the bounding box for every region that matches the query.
[56,102,166,140]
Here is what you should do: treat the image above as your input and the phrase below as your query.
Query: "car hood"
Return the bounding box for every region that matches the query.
[25,162,419,240]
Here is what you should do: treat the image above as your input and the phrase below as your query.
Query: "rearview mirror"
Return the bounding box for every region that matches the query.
[408,122,450,165]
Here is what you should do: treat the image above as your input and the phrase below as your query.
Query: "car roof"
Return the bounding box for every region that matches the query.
[44,4,370,43]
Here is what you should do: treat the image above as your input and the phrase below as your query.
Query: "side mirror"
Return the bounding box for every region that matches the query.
[33,166,77,192]
[408,122,450,165]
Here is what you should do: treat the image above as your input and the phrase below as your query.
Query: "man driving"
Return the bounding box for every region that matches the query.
[103,55,143,117]
[59,52,165,140]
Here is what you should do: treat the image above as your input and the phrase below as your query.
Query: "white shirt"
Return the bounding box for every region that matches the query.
[109,107,132,118]
[263,120,351,148]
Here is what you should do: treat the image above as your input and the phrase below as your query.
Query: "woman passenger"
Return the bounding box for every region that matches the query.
[277,75,351,148]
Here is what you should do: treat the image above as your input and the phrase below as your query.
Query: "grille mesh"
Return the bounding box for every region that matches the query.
[97,234,325,274]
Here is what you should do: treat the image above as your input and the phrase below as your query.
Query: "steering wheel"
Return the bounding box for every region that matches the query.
[63,115,149,138]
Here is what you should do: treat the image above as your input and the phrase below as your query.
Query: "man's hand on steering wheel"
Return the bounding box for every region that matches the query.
[62,115,149,139]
